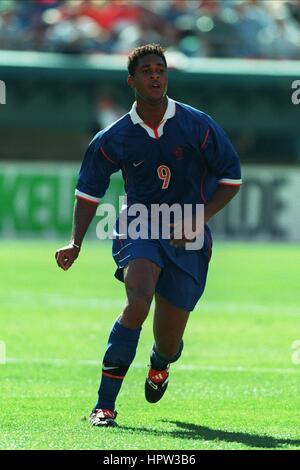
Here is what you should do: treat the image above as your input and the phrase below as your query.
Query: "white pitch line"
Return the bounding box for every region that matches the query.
[3,358,299,374]
[1,292,125,309]
[1,292,299,316]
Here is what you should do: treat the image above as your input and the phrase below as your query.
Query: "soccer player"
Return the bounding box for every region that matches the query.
[55,44,242,427]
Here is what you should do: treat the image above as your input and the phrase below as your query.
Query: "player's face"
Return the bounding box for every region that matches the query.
[128,54,168,104]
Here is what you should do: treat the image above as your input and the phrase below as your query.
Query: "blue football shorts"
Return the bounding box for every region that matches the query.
[112,234,212,312]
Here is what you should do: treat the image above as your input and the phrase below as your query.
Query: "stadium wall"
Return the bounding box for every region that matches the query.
[1,52,300,164]
[0,163,299,241]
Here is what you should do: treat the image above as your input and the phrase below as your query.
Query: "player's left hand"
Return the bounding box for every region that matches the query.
[170,214,204,248]
[169,220,195,248]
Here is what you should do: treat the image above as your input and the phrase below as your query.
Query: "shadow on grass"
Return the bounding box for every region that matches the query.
[119,421,300,449]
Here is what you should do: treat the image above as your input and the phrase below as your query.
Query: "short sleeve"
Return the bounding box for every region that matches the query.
[200,118,242,186]
[75,134,120,203]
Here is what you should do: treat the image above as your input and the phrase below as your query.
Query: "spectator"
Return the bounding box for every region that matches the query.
[0,0,299,60]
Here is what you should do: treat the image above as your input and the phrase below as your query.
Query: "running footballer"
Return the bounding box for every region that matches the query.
[55,44,242,427]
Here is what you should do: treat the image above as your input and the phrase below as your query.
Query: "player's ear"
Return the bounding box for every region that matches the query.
[127,75,134,88]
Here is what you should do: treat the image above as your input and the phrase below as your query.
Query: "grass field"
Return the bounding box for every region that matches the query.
[0,241,299,450]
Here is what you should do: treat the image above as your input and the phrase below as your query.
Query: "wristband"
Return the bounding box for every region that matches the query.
[72,243,81,249]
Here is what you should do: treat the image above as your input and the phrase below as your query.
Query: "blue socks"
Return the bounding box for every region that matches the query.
[150,340,184,370]
[95,320,184,411]
[95,320,141,411]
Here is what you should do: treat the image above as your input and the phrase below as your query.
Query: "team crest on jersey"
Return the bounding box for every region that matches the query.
[174,146,184,160]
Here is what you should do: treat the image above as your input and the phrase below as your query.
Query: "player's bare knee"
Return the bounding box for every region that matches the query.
[120,295,152,328]
[130,295,152,316]
[126,280,154,308]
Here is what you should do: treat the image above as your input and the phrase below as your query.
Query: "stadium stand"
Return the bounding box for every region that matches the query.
[1,0,300,59]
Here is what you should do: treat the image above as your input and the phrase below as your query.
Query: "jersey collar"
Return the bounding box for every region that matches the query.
[129,97,176,139]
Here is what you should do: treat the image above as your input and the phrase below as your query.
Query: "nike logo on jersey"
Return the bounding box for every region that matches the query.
[133,160,144,167]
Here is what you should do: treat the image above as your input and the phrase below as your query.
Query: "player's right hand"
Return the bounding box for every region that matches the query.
[55,244,80,271]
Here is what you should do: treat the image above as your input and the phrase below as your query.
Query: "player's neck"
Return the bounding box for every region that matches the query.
[135,96,168,129]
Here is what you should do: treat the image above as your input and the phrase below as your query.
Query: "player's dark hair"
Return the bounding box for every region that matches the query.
[127,44,167,76]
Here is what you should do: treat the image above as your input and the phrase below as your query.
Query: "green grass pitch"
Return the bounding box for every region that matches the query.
[0,241,299,450]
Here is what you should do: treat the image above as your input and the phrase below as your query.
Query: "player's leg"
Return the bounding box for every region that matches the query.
[91,259,161,426]
[145,294,189,403]
[153,293,189,359]
[145,250,210,404]
[120,258,161,328]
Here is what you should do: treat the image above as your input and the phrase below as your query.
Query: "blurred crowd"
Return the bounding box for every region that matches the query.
[0,0,300,59]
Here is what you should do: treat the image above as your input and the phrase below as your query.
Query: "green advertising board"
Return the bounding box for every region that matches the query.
[0,163,124,238]
[1,163,299,241]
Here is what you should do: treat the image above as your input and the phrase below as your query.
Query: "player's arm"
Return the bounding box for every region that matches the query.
[55,133,120,270]
[171,119,242,246]
[171,184,239,247]
[201,119,242,223]
[55,197,98,271]
[204,184,240,223]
